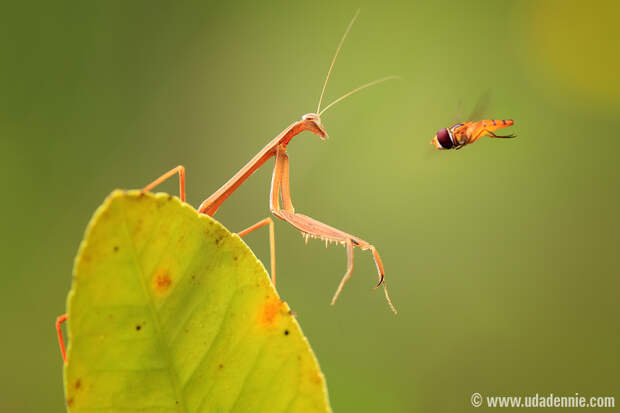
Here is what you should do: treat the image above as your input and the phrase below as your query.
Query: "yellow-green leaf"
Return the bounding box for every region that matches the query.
[63,190,331,412]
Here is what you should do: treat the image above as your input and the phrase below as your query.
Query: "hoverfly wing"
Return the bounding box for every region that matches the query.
[467,90,491,123]
[451,98,464,127]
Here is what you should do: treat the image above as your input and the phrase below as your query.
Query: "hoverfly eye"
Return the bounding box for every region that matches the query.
[436,128,453,149]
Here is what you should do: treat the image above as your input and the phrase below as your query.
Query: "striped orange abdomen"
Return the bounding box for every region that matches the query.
[478,119,513,133]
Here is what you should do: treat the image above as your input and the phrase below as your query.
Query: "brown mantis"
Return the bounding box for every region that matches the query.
[56,10,397,362]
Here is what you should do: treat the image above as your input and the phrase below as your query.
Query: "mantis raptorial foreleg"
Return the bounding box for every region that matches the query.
[332,240,354,306]
[269,145,396,313]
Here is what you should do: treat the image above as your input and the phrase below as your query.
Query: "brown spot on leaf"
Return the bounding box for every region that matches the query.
[75,379,81,389]
[152,269,172,295]
[218,363,224,369]
[67,398,74,407]
[113,246,119,252]
[136,325,141,331]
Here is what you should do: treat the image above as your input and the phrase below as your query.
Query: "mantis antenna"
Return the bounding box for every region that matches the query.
[318,75,400,117]
[316,9,360,114]
[315,10,399,117]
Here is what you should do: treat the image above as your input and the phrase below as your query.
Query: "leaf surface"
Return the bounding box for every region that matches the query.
[64,190,331,413]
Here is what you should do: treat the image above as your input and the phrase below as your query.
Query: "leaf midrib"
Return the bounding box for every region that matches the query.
[120,201,188,413]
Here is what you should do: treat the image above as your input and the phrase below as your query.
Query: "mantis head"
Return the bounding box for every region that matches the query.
[302,113,328,140]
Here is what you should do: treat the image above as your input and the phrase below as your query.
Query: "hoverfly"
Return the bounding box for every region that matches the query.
[430,92,516,150]
[430,119,516,150]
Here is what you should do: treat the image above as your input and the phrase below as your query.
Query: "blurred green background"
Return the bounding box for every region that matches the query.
[2,0,619,411]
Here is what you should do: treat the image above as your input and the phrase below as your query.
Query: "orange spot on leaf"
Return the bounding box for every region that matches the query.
[152,268,172,295]
[310,371,323,385]
[260,297,284,327]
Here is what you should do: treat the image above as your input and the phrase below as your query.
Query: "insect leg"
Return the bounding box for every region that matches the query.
[370,246,396,313]
[230,146,291,287]
[470,127,492,143]
[56,314,68,362]
[278,148,294,212]
[488,131,517,139]
[331,239,354,305]
[237,218,276,286]
[142,165,186,202]
[272,147,397,313]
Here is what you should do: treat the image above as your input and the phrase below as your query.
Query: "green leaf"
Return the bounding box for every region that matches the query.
[64,190,331,413]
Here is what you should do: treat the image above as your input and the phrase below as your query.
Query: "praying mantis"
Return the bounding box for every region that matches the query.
[56,10,397,362]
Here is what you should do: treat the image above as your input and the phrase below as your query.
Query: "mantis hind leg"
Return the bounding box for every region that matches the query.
[56,314,68,362]
[237,218,277,287]
[144,167,278,285]
[142,166,280,284]
[142,165,186,202]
